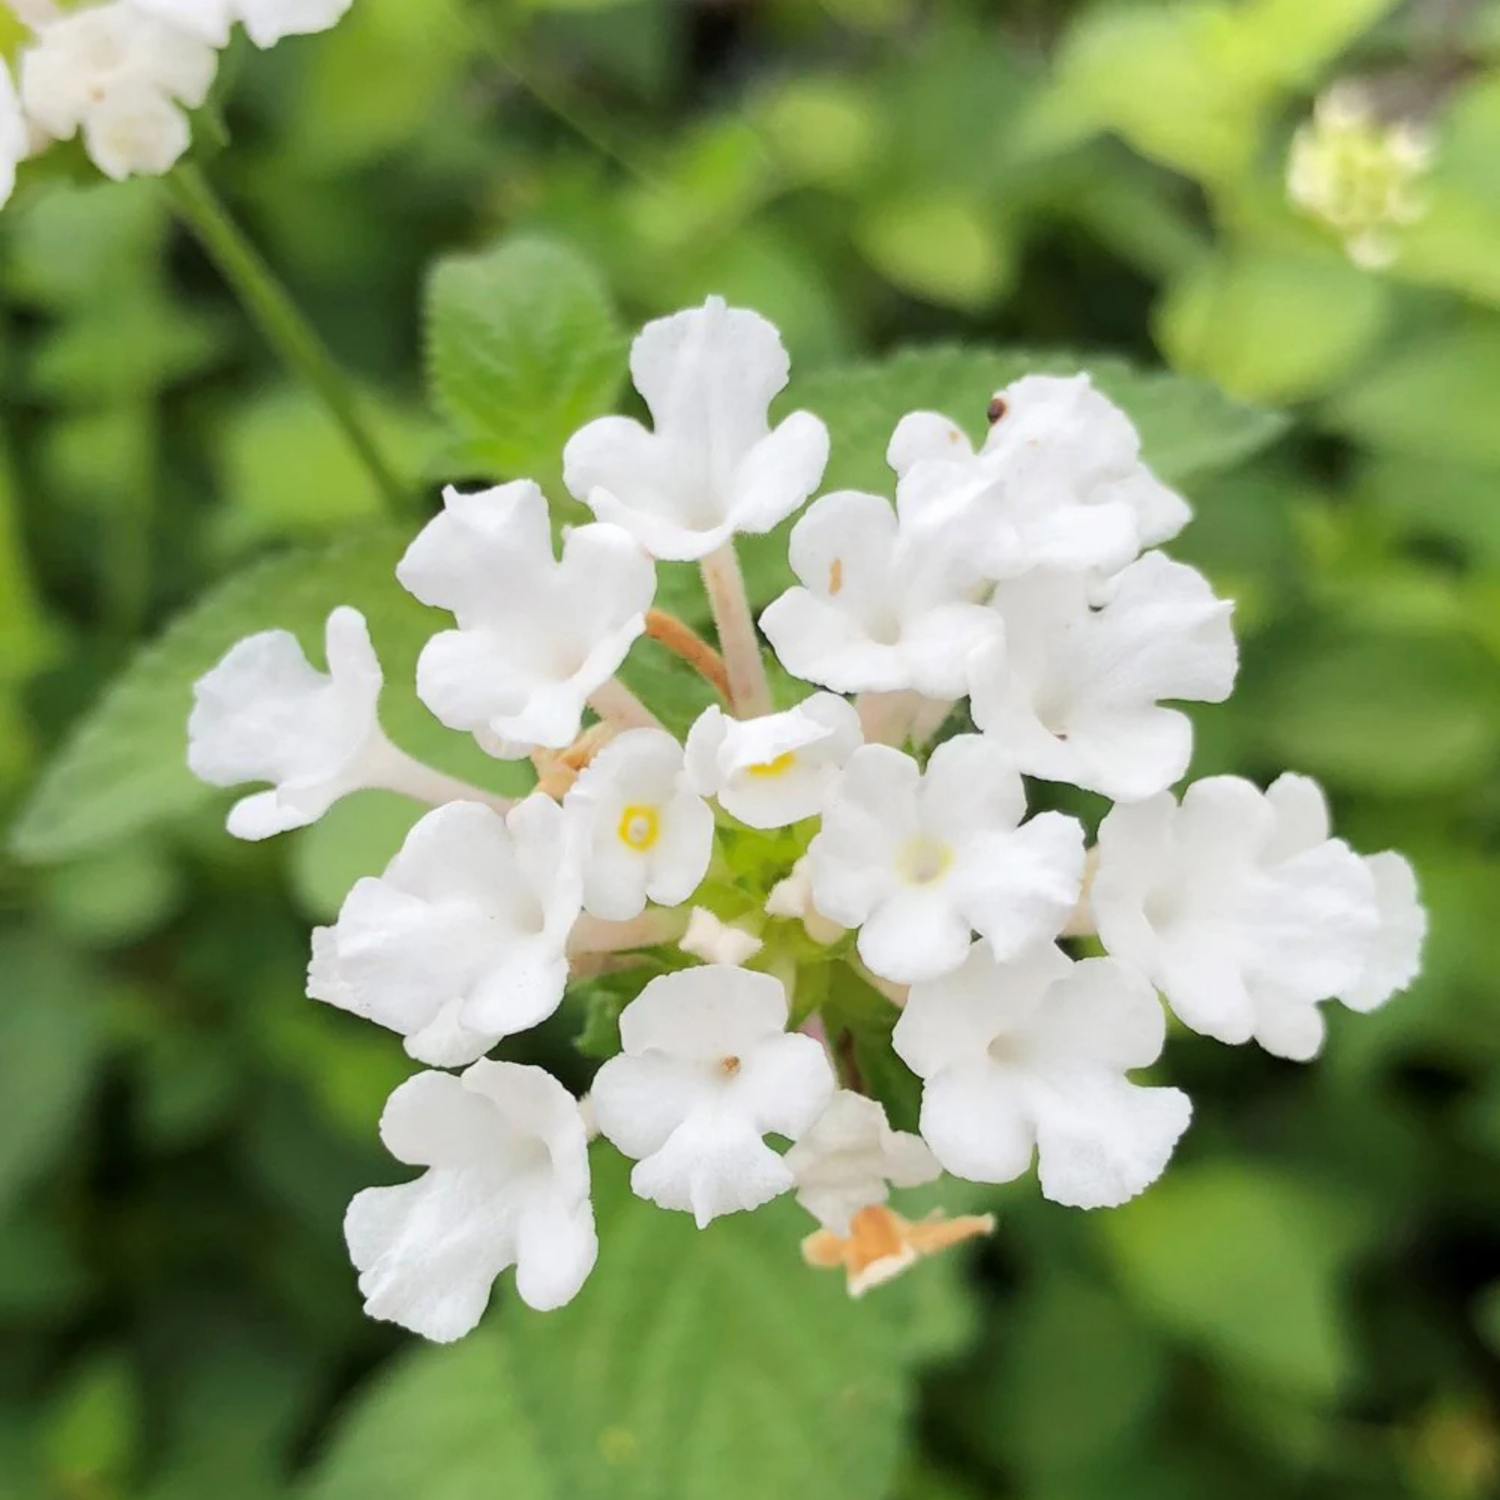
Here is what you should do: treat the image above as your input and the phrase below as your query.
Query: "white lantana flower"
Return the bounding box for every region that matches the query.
[397,480,655,755]
[562,297,830,561]
[679,908,763,967]
[1091,774,1384,1060]
[309,797,582,1067]
[347,1062,597,1341]
[684,693,862,829]
[134,0,354,48]
[188,606,386,840]
[809,735,1086,985]
[893,374,1191,581]
[894,942,1191,1207]
[968,552,1238,801]
[1260,773,1426,1013]
[0,63,27,209]
[759,489,1001,697]
[563,728,714,922]
[19,2,217,180]
[784,1090,939,1234]
[591,967,836,1227]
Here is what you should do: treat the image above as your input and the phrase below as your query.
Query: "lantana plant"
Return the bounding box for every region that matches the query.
[187,298,1426,1343]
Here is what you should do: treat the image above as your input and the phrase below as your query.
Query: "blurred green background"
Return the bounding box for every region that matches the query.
[3,0,1500,1496]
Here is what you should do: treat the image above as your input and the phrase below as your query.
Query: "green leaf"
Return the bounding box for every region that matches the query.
[735,346,1286,619]
[1101,1163,1370,1399]
[305,1153,968,1500]
[0,934,106,1218]
[823,964,922,1133]
[1039,0,1398,184]
[8,528,521,865]
[302,1329,558,1500]
[1327,322,1500,469]
[1156,251,1391,402]
[1246,628,1500,794]
[425,234,626,485]
[855,194,1012,311]
[800,345,1288,495]
[970,1273,1166,1478]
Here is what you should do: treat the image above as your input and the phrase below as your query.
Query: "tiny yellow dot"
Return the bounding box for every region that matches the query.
[617,803,661,851]
[746,751,797,779]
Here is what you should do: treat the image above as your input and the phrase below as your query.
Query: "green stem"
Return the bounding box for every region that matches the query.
[164,163,408,513]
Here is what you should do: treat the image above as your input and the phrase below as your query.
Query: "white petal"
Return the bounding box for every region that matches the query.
[894,941,1070,1080]
[617,965,789,1060]
[631,1112,794,1228]
[590,1051,721,1161]
[887,411,974,478]
[856,887,974,986]
[918,1063,1036,1184]
[1341,851,1425,1013]
[513,1195,598,1311]
[1031,1075,1191,1209]
[346,1175,516,1343]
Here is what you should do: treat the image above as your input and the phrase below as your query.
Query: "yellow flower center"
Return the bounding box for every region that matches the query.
[746,751,797,779]
[896,836,953,886]
[617,803,661,852]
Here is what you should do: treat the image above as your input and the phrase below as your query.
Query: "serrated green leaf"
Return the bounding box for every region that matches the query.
[8,529,522,864]
[735,345,1287,614]
[425,235,626,485]
[301,1328,558,1500]
[305,1153,970,1500]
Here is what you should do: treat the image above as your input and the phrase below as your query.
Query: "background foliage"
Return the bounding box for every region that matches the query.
[3,1,1499,1496]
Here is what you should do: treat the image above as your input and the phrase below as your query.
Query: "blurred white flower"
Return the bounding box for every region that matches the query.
[189,606,388,840]
[1256,773,1426,1015]
[135,0,354,48]
[809,735,1085,984]
[563,297,829,561]
[398,480,655,755]
[591,967,835,1226]
[968,551,1237,801]
[760,488,1001,697]
[347,1063,596,1341]
[309,797,583,1067]
[0,63,28,208]
[684,693,862,829]
[19,2,216,181]
[785,1090,939,1234]
[679,907,763,967]
[564,728,715,921]
[1091,774,1391,1060]
[894,942,1191,1207]
[893,374,1191,581]
[1287,83,1432,270]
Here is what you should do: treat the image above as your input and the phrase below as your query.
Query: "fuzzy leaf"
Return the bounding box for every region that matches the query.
[425,235,626,485]
[8,529,520,864]
[303,1152,975,1500]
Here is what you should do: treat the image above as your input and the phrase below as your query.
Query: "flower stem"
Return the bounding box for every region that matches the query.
[701,543,773,718]
[588,678,663,733]
[646,608,731,700]
[164,164,408,514]
[364,737,513,814]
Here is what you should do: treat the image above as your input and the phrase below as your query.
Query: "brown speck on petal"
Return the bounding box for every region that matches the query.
[801,1203,995,1297]
[828,558,844,596]
[986,395,1008,424]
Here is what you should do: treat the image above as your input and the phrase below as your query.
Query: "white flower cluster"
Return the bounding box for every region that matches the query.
[188,298,1426,1341]
[0,0,352,202]
[1287,83,1433,270]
